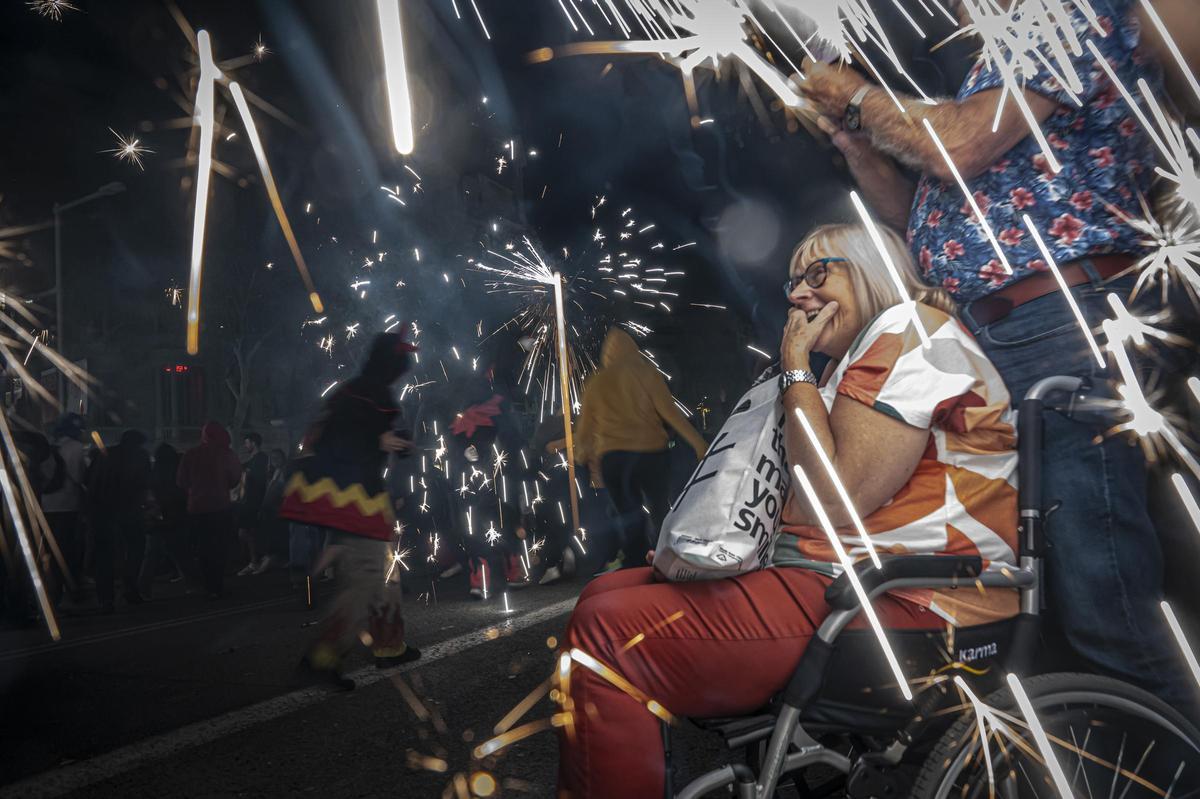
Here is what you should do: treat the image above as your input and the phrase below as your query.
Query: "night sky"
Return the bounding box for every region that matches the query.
[0,0,973,432]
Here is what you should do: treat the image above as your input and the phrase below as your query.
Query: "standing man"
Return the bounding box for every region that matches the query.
[235,431,270,576]
[88,430,153,612]
[795,0,1188,705]
[42,413,87,605]
[280,332,421,687]
[575,328,708,572]
[177,422,242,599]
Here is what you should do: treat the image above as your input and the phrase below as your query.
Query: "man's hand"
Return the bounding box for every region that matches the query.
[816,115,915,231]
[794,59,868,121]
[379,431,413,453]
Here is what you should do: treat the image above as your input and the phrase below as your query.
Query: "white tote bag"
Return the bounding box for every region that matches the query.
[653,374,790,581]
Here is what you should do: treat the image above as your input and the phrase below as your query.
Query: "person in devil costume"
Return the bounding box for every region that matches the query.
[280,332,421,688]
[448,371,526,600]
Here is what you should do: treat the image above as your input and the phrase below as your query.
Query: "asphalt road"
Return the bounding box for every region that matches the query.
[0,565,729,798]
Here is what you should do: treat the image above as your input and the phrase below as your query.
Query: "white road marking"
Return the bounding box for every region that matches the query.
[1,597,577,798]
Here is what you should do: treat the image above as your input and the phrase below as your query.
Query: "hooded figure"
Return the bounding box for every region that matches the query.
[177,423,241,515]
[178,422,242,598]
[574,328,708,569]
[284,332,421,686]
[279,332,415,539]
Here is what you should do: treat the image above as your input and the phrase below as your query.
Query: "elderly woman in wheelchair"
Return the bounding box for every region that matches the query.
[557,224,1200,799]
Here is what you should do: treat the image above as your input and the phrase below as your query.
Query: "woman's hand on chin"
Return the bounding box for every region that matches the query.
[781,301,838,371]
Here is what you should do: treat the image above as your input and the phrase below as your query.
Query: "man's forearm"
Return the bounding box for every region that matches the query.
[845,149,915,231]
[862,89,959,178]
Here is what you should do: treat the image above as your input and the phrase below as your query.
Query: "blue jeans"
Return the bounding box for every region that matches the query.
[962,268,1189,707]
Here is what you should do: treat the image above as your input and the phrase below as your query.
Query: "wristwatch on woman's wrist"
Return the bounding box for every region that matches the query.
[779,368,819,394]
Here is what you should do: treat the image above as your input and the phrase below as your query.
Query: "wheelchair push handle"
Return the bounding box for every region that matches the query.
[1017,376,1083,515]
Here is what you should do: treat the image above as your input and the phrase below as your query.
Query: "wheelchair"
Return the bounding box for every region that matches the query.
[669,376,1200,798]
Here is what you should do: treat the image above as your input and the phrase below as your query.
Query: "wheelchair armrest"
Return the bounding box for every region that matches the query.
[823,555,983,610]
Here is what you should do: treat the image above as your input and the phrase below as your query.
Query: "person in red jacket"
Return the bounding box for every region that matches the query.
[177,422,242,598]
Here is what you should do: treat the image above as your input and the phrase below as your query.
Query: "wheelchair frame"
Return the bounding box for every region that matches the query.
[671,375,1085,799]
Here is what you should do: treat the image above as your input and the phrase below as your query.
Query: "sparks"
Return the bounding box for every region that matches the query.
[102,128,153,170]
[27,0,77,21]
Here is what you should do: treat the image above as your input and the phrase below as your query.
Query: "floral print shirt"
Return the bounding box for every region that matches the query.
[907,0,1161,304]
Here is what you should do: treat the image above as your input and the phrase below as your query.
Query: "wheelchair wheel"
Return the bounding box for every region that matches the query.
[911,673,1200,798]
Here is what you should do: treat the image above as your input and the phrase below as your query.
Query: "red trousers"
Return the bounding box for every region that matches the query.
[557,567,940,798]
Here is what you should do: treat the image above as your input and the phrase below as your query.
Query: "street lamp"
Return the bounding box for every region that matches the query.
[51,181,125,403]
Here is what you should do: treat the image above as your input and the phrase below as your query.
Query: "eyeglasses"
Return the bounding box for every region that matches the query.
[782,257,847,297]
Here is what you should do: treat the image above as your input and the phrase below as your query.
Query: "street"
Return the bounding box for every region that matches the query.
[0,568,727,798]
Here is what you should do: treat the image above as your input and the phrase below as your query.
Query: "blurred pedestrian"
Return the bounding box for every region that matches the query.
[235,432,269,576]
[449,373,525,600]
[253,448,288,573]
[574,328,707,572]
[138,443,188,598]
[177,422,241,599]
[41,413,87,605]
[87,430,152,613]
[524,414,577,586]
[280,332,422,687]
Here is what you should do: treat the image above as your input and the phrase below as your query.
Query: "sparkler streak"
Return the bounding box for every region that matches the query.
[1173,473,1200,536]
[790,408,881,568]
[1138,0,1200,107]
[567,648,675,722]
[850,191,929,349]
[0,408,60,640]
[184,30,222,355]
[1161,600,1200,695]
[1006,673,1073,798]
[1022,214,1106,367]
[228,83,323,314]
[922,119,1011,274]
[791,463,911,700]
[376,0,415,155]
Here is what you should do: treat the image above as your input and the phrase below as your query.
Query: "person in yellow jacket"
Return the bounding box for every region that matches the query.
[574,328,708,571]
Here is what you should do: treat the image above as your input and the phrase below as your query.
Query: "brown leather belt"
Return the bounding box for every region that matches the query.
[965,254,1136,327]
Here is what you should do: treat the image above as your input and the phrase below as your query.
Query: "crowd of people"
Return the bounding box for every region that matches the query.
[3,322,710,694]
[13,415,290,615]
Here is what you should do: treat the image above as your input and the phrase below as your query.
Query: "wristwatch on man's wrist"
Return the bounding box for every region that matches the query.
[778,368,819,394]
[843,85,872,132]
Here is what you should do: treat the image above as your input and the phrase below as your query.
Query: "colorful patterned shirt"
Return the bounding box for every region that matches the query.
[772,304,1019,626]
[907,0,1161,304]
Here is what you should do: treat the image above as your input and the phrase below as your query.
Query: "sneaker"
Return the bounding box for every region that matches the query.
[594,551,624,577]
[539,566,562,586]
[236,562,257,577]
[562,546,577,576]
[251,555,277,575]
[297,655,355,691]
[438,563,463,579]
[169,572,185,584]
[468,587,484,601]
[373,647,422,668]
